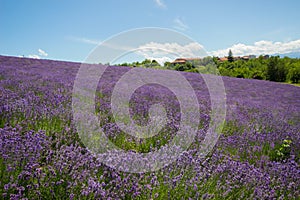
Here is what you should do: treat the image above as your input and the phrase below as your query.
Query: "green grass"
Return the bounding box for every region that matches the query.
[282,82,300,87]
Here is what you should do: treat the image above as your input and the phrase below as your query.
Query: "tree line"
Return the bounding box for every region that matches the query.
[117,54,300,84]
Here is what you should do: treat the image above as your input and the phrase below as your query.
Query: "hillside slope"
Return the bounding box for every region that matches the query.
[0,55,299,199]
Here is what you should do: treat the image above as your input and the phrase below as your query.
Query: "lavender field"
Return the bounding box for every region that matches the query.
[0,55,300,199]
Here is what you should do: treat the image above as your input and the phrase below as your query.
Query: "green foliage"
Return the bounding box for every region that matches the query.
[117,59,162,68]
[267,56,287,82]
[287,63,300,83]
[116,56,300,84]
[164,61,172,69]
[270,139,292,162]
[213,55,298,83]
[252,70,265,80]
[174,62,194,71]
[228,49,234,62]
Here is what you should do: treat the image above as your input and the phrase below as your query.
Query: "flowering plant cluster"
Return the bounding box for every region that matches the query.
[0,55,299,199]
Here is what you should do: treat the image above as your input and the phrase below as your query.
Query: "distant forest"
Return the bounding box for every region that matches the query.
[118,53,300,84]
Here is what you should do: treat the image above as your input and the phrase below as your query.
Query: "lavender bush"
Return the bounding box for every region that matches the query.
[0,55,299,199]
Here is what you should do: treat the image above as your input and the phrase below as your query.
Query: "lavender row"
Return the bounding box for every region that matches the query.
[0,55,299,199]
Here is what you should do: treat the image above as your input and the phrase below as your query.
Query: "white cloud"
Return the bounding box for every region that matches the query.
[68,36,133,51]
[209,39,300,57]
[135,42,206,65]
[102,42,132,51]
[28,54,40,59]
[68,36,135,52]
[173,17,189,31]
[38,49,48,57]
[154,0,166,8]
[27,49,48,59]
[68,36,101,45]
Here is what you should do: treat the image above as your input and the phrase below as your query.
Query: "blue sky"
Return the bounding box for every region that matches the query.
[1,0,300,63]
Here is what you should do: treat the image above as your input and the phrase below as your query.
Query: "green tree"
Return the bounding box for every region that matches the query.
[287,63,300,83]
[267,56,287,82]
[228,49,234,62]
[164,61,171,68]
[174,62,194,71]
